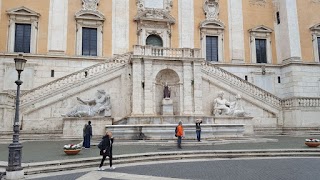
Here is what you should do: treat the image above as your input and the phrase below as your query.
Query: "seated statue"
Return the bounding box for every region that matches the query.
[213,91,231,115]
[64,90,112,117]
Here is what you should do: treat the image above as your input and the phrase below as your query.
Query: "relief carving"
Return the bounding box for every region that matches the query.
[82,0,100,11]
[203,0,219,20]
[137,0,173,12]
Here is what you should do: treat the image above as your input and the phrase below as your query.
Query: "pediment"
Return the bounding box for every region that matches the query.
[249,25,273,33]
[134,9,175,24]
[75,10,105,21]
[310,23,320,31]
[7,6,40,17]
[200,19,225,29]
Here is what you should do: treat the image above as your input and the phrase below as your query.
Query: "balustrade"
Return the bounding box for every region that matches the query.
[133,45,201,58]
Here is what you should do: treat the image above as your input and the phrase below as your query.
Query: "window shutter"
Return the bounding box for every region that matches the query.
[82,28,97,56]
[14,24,31,53]
[255,39,267,63]
[206,36,218,62]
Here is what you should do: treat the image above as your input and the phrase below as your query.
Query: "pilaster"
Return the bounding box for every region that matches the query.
[193,61,203,115]
[131,58,143,115]
[143,60,154,115]
[183,61,193,115]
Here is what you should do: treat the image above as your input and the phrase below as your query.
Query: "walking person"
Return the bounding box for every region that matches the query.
[176,121,184,149]
[83,121,92,148]
[98,131,115,170]
[195,119,202,142]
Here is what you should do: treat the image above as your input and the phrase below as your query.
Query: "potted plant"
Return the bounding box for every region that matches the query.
[63,142,82,155]
[305,138,320,147]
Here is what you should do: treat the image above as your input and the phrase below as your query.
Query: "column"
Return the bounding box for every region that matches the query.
[183,62,193,114]
[47,0,68,54]
[228,0,245,63]
[131,58,143,115]
[112,0,130,54]
[178,0,194,48]
[143,60,154,115]
[193,61,203,115]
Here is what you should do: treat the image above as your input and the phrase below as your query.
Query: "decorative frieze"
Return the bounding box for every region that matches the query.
[82,0,100,11]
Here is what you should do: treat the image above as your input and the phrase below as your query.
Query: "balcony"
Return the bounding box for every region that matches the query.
[133,45,201,58]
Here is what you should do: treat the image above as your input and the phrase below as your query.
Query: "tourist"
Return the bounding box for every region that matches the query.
[82,123,87,147]
[83,121,92,148]
[98,131,115,171]
[195,119,202,142]
[176,121,184,149]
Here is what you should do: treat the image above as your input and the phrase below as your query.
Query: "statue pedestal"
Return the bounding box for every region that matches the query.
[161,98,173,115]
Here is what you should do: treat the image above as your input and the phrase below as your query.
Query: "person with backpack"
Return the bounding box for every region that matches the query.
[176,121,184,149]
[83,121,92,148]
[98,131,115,171]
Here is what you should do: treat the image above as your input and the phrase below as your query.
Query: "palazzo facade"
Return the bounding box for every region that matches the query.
[1,0,320,136]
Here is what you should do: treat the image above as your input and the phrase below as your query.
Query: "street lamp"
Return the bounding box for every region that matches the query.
[6,54,27,180]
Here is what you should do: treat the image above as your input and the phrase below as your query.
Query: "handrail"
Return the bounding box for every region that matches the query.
[202,61,282,109]
[20,53,131,106]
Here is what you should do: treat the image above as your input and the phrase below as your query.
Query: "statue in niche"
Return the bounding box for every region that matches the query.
[163,82,171,99]
[213,91,247,117]
[203,0,219,20]
[63,90,112,117]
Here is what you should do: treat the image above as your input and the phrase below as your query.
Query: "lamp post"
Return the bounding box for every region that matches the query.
[6,54,27,180]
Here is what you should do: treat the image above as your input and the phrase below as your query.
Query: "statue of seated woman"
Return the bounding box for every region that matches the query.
[64,90,112,117]
[213,91,231,115]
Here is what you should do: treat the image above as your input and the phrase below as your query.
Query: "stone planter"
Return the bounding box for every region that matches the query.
[64,149,81,155]
[305,142,320,147]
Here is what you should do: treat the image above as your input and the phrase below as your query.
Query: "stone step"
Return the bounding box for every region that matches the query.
[9,149,320,175]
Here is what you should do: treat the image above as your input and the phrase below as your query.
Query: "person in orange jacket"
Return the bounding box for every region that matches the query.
[176,121,184,149]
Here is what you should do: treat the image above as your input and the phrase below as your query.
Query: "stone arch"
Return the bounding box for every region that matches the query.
[155,69,180,115]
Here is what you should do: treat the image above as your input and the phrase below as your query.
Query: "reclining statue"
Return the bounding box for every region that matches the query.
[63,90,112,117]
[213,91,247,117]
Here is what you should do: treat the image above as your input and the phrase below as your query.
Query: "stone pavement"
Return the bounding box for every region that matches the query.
[1,135,320,179]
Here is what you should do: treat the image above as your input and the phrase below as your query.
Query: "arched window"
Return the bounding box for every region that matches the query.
[146,35,163,47]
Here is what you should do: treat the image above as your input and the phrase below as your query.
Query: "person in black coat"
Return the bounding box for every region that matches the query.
[98,131,115,171]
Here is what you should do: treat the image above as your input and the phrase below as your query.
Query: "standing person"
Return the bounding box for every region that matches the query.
[176,121,184,149]
[83,121,92,148]
[82,124,87,147]
[98,131,115,170]
[195,119,202,142]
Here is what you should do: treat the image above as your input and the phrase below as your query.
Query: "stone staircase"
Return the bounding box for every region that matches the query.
[19,53,131,113]
[202,62,282,111]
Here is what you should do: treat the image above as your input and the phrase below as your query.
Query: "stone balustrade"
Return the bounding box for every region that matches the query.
[133,45,201,58]
[282,98,320,107]
[20,53,131,106]
[202,62,282,109]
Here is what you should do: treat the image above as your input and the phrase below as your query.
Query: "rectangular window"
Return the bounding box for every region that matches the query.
[14,24,31,53]
[206,36,218,62]
[82,27,97,56]
[255,39,267,63]
[318,37,320,61]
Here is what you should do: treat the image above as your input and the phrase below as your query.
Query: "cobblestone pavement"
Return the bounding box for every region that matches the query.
[0,136,318,163]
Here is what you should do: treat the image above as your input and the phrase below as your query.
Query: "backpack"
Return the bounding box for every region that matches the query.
[175,126,178,137]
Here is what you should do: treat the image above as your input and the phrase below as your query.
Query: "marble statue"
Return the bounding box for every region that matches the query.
[64,90,112,117]
[163,82,171,99]
[213,91,247,117]
[213,91,231,115]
